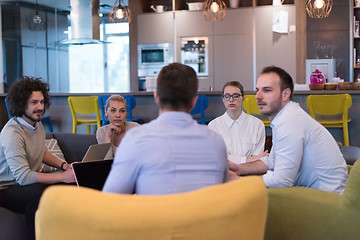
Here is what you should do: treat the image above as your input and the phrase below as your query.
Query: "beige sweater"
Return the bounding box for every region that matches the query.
[96,121,140,159]
[0,118,46,190]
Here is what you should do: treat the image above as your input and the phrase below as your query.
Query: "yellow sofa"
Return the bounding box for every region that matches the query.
[265,160,360,240]
[36,176,267,240]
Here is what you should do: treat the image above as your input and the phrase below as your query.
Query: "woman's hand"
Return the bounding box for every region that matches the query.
[246,150,269,163]
[107,123,122,136]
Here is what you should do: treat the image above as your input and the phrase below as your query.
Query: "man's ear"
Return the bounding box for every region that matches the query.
[154,91,160,106]
[191,95,198,110]
[282,88,291,101]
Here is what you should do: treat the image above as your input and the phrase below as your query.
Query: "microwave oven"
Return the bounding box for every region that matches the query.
[138,43,174,77]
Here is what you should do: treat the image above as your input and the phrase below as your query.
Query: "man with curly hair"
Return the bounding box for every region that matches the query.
[0,77,75,239]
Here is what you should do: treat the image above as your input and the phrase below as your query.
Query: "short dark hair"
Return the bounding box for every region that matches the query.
[261,66,294,100]
[222,81,244,96]
[6,76,50,117]
[157,63,198,111]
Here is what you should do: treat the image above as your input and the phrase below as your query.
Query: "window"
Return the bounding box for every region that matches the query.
[69,22,130,93]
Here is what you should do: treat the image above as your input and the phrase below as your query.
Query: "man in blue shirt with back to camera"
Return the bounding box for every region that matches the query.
[103,63,228,195]
[229,66,348,194]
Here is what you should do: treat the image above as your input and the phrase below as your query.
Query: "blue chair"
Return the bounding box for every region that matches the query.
[98,95,142,126]
[190,95,211,125]
[4,98,53,132]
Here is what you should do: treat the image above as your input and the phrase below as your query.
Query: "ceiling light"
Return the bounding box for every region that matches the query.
[306,0,333,18]
[110,0,131,23]
[203,0,226,21]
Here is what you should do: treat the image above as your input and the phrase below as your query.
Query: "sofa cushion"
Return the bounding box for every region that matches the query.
[45,139,65,161]
[0,207,31,240]
[52,133,97,163]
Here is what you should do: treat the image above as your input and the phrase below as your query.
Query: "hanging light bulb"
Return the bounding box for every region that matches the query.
[115,8,124,19]
[306,0,333,18]
[33,0,42,24]
[110,0,131,23]
[314,0,325,9]
[203,0,226,21]
[210,2,219,13]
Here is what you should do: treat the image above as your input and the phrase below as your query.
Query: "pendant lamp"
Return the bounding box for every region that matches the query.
[202,0,226,21]
[306,0,333,18]
[109,0,131,23]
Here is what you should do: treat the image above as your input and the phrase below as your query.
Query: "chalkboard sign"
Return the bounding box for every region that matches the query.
[306,0,349,81]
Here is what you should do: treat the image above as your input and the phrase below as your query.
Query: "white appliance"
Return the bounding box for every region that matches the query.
[305,59,336,84]
[138,43,174,77]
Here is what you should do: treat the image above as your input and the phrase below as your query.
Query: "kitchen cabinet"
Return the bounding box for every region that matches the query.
[138,12,174,44]
[214,34,254,91]
[213,8,254,91]
[175,11,213,37]
[213,8,253,35]
[139,0,293,12]
[137,4,296,91]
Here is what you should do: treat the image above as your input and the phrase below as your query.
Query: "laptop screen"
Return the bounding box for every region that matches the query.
[72,160,113,190]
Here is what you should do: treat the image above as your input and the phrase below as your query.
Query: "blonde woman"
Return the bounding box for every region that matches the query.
[96,95,140,159]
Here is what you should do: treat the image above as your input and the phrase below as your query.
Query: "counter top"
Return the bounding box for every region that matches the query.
[1,90,360,97]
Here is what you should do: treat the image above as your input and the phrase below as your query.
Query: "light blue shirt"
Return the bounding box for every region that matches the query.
[261,101,348,194]
[103,111,228,195]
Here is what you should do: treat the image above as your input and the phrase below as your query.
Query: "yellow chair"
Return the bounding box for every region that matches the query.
[68,96,101,134]
[243,95,271,127]
[306,94,352,146]
[35,177,268,240]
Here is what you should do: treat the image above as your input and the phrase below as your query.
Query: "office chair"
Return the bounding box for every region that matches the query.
[190,95,211,125]
[242,95,271,127]
[306,94,352,146]
[4,98,53,132]
[68,96,101,134]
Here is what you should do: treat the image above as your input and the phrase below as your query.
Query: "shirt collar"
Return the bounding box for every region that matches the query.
[270,101,294,128]
[158,111,194,122]
[224,111,246,128]
[17,117,38,131]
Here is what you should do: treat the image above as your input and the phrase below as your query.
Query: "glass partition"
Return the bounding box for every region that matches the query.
[0,2,130,93]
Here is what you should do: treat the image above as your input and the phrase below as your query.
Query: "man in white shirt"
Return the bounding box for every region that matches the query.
[229,66,348,194]
[209,81,267,164]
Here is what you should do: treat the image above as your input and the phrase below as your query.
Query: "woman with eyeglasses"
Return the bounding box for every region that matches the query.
[96,95,140,159]
[208,81,268,169]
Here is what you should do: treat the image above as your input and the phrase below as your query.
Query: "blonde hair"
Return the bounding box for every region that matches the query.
[105,95,127,112]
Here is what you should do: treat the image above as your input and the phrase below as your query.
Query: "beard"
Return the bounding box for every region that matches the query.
[258,97,283,118]
[24,110,43,123]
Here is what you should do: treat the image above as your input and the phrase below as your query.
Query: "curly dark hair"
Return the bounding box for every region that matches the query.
[6,76,50,117]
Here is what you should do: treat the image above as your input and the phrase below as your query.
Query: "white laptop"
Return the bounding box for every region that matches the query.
[81,143,112,163]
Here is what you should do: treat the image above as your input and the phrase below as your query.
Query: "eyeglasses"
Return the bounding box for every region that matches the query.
[222,93,242,101]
